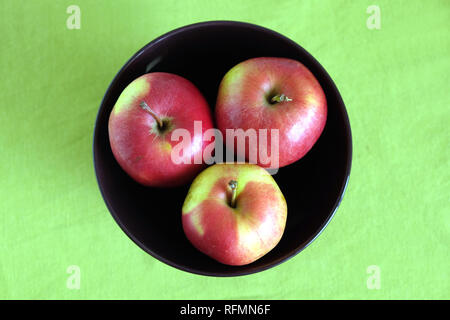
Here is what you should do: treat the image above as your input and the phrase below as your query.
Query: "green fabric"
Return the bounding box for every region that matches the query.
[1,0,448,300]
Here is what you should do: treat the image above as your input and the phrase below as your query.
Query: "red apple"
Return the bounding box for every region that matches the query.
[215,57,327,168]
[108,72,214,187]
[182,163,287,266]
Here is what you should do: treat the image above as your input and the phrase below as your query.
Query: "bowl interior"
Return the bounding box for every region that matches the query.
[93,21,351,276]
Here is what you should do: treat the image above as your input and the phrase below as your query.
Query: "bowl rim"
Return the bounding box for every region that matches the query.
[93,20,353,277]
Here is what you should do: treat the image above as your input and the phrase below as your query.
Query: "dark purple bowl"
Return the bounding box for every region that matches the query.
[93,21,352,276]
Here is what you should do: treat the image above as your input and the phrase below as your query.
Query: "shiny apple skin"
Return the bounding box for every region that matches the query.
[215,57,327,168]
[182,163,287,266]
[108,72,214,187]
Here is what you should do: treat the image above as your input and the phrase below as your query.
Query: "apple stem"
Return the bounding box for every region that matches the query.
[228,180,238,208]
[140,101,163,129]
[271,94,292,103]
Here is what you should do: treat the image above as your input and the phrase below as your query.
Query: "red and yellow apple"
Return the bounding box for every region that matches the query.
[182,163,287,266]
[108,72,214,187]
[215,57,327,168]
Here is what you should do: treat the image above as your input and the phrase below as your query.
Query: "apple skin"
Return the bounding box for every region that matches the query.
[215,57,327,168]
[108,72,214,187]
[182,163,287,266]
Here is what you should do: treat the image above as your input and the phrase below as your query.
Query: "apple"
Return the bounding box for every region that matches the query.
[108,72,214,187]
[215,57,327,168]
[182,163,287,266]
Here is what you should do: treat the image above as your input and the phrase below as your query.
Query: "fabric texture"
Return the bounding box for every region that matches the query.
[0,0,448,299]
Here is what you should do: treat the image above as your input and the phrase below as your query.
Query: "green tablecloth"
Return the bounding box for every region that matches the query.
[1,0,448,299]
